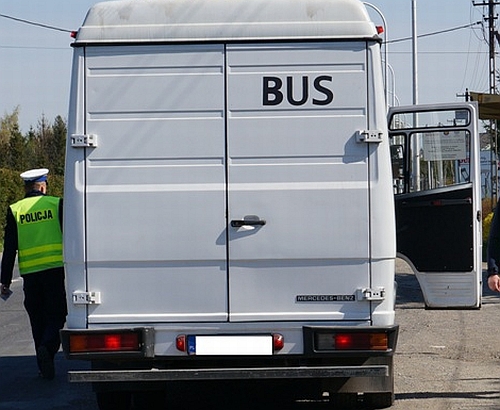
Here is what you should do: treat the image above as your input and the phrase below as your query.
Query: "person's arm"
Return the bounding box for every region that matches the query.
[1,208,18,289]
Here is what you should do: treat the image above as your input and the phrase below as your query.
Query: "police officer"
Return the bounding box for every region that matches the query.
[0,168,67,380]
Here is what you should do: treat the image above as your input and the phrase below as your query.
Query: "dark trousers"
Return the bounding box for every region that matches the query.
[23,267,67,360]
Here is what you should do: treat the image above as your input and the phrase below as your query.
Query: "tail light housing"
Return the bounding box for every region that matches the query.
[61,328,154,358]
[306,326,398,353]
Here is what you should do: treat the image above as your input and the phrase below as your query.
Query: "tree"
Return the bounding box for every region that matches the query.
[31,115,67,174]
[33,115,53,169]
[25,127,38,169]
[0,107,24,170]
[0,109,67,245]
[51,115,67,175]
[8,123,27,171]
[0,106,20,145]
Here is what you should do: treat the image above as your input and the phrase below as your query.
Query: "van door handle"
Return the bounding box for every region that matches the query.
[231,219,266,228]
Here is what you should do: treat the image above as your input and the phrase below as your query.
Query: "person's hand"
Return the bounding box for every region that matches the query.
[0,284,10,295]
[488,274,500,292]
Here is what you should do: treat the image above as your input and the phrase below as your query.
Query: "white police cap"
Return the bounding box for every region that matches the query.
[20,168,49,183]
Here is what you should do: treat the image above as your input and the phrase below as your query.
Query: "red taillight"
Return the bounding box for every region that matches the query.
[335,334,354,349]
[105,335,121,350]
[376,25,384,35]
[69,332,141,353]
[176,335,187,352]
[273,333,284,351]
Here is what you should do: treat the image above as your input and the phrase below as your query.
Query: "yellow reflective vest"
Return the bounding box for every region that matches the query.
[10,195,63,275]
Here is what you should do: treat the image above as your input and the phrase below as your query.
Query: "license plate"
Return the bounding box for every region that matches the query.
[187,335,273,356]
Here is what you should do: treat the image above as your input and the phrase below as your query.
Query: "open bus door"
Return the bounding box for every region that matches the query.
[389,102,482,308]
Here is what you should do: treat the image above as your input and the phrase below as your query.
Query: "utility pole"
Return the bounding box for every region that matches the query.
[473,0,500,204]
[411,0,421,190]
[472,0,500,98]
[489,1,498,96]
[488,0,499,204]
[412,0,418,104]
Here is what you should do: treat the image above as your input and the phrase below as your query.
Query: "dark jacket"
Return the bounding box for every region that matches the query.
[487,204,500,276]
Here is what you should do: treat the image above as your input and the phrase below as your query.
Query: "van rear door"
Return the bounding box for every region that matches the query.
[226,42,373,322]
[82,45,228,324]
[389,103,482,308]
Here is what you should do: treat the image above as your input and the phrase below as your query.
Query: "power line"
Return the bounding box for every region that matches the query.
[0,45,68,51]
[389,50,486,54]
[0,10,483,43]
[387,21,483,44]
[0,12,73,34]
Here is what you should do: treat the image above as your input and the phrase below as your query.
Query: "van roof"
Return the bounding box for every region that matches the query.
[74,0,378,44]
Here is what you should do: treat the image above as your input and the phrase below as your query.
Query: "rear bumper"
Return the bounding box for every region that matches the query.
[62,325,398,384]
[68,364,388,382]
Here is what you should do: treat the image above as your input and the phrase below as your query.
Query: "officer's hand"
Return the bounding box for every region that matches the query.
[488,274,500,292]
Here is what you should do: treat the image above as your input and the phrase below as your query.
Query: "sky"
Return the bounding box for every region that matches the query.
[0,0,492,133]
[364,0,490,108]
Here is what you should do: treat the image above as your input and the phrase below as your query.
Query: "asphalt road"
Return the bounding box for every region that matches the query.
[0,267,96,410]
[1,260,500,409]
[391,260,500,410]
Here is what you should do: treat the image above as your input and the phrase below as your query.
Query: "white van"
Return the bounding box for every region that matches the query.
[61,0,481,409]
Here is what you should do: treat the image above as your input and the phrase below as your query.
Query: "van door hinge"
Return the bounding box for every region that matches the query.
[71,134,98,148]
[356,130,383,143]
[72,291,101,305]
[356,287,386,301]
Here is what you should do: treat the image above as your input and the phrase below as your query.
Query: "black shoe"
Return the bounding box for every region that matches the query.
[37,346,55,380]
